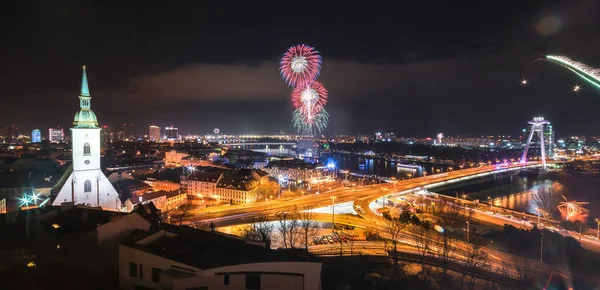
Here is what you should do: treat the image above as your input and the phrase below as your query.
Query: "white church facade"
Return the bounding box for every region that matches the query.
[52,66,122,211]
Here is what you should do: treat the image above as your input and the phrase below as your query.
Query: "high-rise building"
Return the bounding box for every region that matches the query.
[31,129,41,143]
[149,125,161,142]
[52,65,121,211]
[164,126,179,141]
[4,125,19,143]
[101,125,111,146]
[115,126,126,141]
[49,127,65,143]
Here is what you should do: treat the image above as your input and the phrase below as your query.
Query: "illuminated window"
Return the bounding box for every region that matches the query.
[83,142,90,155]
[84,180,92,192]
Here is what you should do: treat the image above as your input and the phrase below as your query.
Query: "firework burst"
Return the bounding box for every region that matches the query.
[557,195,589,221]
[291,81,328,120]
[280,44,322,88]
[293,107,329,135]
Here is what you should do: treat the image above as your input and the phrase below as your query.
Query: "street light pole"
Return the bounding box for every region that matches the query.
[540,232,544,263]
[596,218,600,239]
[331,196,337,234]
[466,221,470,243]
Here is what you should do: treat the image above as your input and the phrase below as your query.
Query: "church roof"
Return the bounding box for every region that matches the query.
[73,65,99,128]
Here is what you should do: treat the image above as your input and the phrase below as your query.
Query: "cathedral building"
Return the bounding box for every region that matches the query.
[52,66,122,211]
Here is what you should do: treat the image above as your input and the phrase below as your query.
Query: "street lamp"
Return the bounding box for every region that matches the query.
[331,196,337,234]
[381,188,389,211]
[488,196,492,210]
[466,221,470,243]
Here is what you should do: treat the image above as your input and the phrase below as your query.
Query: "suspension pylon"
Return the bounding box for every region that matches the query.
[521,116,548,171]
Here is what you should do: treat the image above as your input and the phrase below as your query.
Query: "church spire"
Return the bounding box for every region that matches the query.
[80,65,90,97]
[73,65,98,128]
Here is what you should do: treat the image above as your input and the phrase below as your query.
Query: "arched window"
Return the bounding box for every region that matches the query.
[83,142,91,156]
[84,180,92,192]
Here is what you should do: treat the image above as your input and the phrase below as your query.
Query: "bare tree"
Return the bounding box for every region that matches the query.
[276,212,291,248]
[299,208,317,252]
[532,187,559,223]
[435,231,455,288]
[253,213,275,248]
[176,202,191,226]
[413,225,433,282]
[460,242,489,290]
[500,256,536,285]
[288,211,301,248]
[384,215,407,265]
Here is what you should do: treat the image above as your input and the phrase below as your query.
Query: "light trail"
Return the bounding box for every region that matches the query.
[545,55,600,90]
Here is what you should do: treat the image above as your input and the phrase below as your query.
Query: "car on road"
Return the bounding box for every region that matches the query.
[327,236,334,243]
[585,235,599,240]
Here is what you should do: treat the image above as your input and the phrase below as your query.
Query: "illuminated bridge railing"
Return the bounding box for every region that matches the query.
[394,164,543,195]
[220,142,297,146]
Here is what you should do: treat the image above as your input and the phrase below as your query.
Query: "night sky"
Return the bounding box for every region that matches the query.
[2,1,600,136]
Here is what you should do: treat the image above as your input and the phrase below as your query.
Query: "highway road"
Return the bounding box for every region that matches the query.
[186,163,539,225]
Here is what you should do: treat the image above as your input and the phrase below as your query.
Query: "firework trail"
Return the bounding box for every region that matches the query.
[280,44,322,88]
[544,55,600,90]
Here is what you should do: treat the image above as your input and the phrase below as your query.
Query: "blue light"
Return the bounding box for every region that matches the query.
[327,162,336,169]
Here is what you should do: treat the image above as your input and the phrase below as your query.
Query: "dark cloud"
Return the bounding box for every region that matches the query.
[2,0,600,136]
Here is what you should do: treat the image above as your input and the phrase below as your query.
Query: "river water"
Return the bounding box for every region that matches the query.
[322,153,600,218]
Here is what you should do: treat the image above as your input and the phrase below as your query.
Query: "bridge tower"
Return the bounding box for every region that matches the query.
[521,116,549,171]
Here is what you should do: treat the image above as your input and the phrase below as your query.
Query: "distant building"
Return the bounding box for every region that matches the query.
[31,129,41,143]
[164,126,179,141]
[165,190,187,209]
[165,150,190,166]
[0,198,6,214]
[114,179,153,198]
[124,190,187,212]
[101,125,111,145]
[143,177,181,192]
[183,171,223,197]
[115,125,127,141]
[4,125,19,143]
[118,224,322,290]
[264,159,337,182]
[49,127,65,143]
[216,179,260,204]
[149,125,161,142]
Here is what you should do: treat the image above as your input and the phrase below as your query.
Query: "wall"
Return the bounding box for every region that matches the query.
[97,213,150,247]
[175,262,321,290]
[118,244,203,290]
[72,128,101,171]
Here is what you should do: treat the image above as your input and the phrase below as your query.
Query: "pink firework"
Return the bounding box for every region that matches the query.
[291,81,328,119]
[280,44,322,87]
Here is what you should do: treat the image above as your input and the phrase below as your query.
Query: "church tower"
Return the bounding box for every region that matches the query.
[53,66,122,211]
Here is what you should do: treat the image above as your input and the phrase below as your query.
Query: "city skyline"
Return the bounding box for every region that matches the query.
[2,2,600,135]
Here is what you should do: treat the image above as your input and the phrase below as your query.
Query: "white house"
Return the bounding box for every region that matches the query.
[118,225,322,290]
